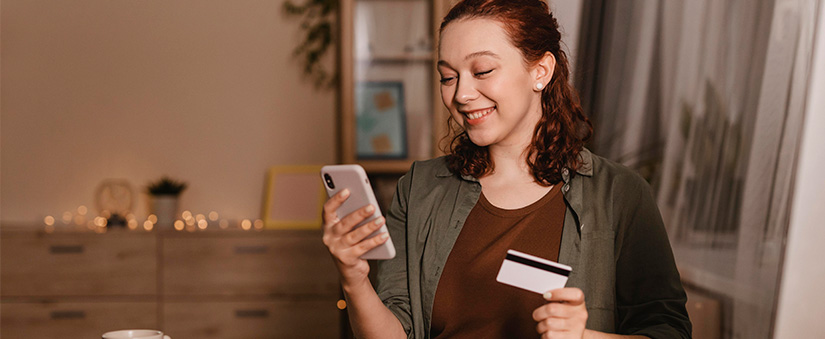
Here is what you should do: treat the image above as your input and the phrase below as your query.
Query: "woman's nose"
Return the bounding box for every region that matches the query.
[454,78,478,104]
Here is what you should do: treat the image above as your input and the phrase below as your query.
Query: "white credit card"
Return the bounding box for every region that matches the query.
[495,249,572,294]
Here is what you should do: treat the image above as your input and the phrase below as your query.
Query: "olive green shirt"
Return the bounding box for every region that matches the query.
[374,148,692,338]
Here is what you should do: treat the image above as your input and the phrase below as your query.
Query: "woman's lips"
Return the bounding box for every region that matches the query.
[463,107,495,125]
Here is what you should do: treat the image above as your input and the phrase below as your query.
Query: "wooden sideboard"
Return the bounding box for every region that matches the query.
[0,226,342,339]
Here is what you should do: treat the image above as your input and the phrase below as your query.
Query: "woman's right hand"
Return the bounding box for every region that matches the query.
[322,189,390,288]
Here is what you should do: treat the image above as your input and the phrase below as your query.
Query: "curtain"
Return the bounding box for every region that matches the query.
[575,0,820,337]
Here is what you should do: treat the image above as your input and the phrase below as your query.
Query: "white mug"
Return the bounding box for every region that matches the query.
[102,329,171,339]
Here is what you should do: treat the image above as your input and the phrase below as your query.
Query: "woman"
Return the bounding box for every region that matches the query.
[322,0,692,338]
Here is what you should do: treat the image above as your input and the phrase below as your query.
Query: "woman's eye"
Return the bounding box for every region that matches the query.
[439,76,456,85]
[474,69,493,77]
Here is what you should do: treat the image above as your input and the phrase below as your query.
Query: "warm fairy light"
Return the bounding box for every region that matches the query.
[208,211,219,221]
[44,216,55,226]
[241,219,252,230]
[337,300,347,310]
[148,214,158,224]
[174,220,185,231]
[253,219,264,230]
[185,218,195,226]
[128,219,139,230]
[197,219,208,230]
[45,224,55,233]
[219,219,229,229]
[94,216,107,227]
[143,220,153,231]
[182,210,193,220]
[62,212,73,223]
[195,214,206,222]
[77,205,88,215]
[186,224,196,232]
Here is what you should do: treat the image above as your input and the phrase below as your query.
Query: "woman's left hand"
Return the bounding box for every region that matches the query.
[532,287,588,339]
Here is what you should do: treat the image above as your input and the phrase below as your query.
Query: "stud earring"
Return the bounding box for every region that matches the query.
[535,83,543,90]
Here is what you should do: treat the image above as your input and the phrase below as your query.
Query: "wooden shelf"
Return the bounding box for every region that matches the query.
[339,0,450,173]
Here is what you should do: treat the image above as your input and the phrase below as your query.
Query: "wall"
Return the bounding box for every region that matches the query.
[1,0,336,224]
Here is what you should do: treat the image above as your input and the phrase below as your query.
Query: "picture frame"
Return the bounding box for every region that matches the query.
[355,81,408,159]
[261,165,326,229]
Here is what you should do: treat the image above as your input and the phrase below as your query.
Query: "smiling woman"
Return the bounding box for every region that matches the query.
[321,0,692,338]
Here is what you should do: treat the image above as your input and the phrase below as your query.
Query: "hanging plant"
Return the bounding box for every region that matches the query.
[283,0,338,89]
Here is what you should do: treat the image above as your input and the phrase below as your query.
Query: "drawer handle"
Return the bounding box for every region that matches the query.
[49,245,84,254]
[233,245,268,254]
[50,310,86,319]
[234,309,269,318]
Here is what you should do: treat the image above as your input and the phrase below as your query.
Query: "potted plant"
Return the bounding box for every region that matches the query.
[147,176,187,228]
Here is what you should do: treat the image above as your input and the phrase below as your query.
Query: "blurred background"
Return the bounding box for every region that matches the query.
[1,0,823,338]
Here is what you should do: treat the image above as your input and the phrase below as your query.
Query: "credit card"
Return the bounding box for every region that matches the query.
[495,249,572,294]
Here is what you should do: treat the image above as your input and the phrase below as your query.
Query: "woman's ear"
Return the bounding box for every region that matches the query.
[532,52,557,91]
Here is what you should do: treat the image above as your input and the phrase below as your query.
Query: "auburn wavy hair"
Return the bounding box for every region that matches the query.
[440,0,593,185]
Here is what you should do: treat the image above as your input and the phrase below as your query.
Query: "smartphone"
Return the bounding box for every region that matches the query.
[320,165,396,260]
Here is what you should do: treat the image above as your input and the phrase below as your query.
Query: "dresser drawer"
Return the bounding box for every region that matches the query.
[162,232,339,296]
[163,299,340,339]
[0,232,157,296]
[0,301,158,339]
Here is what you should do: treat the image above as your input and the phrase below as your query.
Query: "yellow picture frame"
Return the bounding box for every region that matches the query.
[262,165,327,229]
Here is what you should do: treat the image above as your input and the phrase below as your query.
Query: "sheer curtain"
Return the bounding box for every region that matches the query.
[575,0,820,337]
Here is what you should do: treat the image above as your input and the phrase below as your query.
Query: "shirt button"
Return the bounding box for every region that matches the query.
[562,168,569,176]
[563,184,570,193]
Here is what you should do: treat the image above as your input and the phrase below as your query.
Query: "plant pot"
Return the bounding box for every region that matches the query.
[151,195,179,228]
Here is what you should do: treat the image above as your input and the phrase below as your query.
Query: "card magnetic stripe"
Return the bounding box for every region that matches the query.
[504,253,570,277]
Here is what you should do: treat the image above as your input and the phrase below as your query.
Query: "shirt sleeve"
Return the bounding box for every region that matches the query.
[373,171,414,338]
[614,174,693,339]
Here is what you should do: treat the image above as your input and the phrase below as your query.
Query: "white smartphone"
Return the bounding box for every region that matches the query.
[320,165,396,260]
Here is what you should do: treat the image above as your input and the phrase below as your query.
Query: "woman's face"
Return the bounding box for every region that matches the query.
[438,18,544,149]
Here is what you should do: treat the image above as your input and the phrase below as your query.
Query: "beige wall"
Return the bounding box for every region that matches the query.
[1,0,335,224]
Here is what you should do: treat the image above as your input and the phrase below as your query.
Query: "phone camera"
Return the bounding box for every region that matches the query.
[323,173,335,189]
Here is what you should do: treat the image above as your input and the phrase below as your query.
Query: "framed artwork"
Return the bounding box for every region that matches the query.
[262,165,326,229]
[355,81,408,159]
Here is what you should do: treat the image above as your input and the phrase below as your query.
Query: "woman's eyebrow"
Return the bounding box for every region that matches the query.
[464,50,500,60]
[438,50,500,68]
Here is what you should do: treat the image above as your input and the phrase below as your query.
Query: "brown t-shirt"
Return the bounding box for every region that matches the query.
[430,183,566,338]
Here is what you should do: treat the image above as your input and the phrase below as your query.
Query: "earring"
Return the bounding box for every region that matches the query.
[535,83,544,90]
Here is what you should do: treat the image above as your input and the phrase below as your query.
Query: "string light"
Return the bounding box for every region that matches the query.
[62,212,73,224]
[337,300,347,310]
[43,208,265,233]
